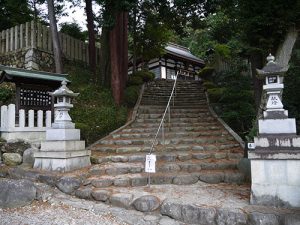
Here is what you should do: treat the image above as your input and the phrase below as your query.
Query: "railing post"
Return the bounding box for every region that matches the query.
[37,110,43,127]
[20,24,24,49]
[19,109,25,128]
[10,27,14,51]
[31,20,36,48]
[5,29,9,52]
[7,104,16,129]
[46,111,52,128]
[14,25,19,50]
[25,22,30,47]
[28,110,34,128]
[1,105,8,129]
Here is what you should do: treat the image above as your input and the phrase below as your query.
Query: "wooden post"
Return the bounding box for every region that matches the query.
[47,27,52,52]
[14,25,19,50]
[10,27,14,51]
[42,25,47,51]
[20,24,24,49]
[5,29,9,52]
[31,21,36,48]
[25,22,30,48]
[37,22,42,48]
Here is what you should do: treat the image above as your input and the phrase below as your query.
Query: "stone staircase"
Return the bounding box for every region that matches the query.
[88,80,245,189]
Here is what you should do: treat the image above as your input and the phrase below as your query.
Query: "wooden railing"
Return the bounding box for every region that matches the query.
[0,21,100,64]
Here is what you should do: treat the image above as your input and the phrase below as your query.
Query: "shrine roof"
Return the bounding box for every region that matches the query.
[0,65,70,84]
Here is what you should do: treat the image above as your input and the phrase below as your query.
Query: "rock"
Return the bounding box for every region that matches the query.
[177,153,192,161]
[114,178,130,187]
[1,141,30,155]
[159,163,181,172]
[91,178,113,188]
[216,208,247,225]
[199,172,224,184]
[8,167,40,181]
[224,172,244,184]
[110,193,133,209]
[161,200,182,221]
[131,177,148,186]
[144,215,160,222]
[39,174,59,186]
[237,158,251,182]
[151,175,173,185]
[75,187,92,199]
[111,155,129,162]
[133,195,161,212]
[56,176,81,194]
[91,189,111,202]
[159,217,181,225]
[0,178,36,208]
[192,152,211,159]
[173,175,198,185]
[3,153,22,166]
[249,212,280,225]
[22,148,38,166]
[106,166,129,175]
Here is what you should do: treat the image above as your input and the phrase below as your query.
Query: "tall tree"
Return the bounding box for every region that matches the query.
[47,0,63,73]
[85,0,97,81]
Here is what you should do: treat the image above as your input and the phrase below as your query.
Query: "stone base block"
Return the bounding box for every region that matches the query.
[34,150,91,159]
[258,118,296,134]
[46,129,80,141]
[254,135,300,148]
[250,159,300,208]
[1,131,46,142]
[41,140,85,151]
[33,153,91,172]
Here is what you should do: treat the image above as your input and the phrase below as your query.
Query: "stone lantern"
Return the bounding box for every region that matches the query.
[248,54,300,208]
[34,80,91,172]
[50,80,79,129]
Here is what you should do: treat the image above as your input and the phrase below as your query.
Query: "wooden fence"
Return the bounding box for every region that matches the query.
[0,21,100,64]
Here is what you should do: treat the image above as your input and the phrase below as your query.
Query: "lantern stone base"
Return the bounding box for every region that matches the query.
[33,153,91,172]
[46,129,80,141]
[258,118,296,134]
[249,150,300,208]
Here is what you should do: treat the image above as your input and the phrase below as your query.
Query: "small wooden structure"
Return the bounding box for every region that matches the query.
[128,43,205,80]
[0,65,69,112]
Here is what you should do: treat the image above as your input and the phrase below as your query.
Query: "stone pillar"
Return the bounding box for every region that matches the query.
[248,54,300,208]
[33,80,91,172]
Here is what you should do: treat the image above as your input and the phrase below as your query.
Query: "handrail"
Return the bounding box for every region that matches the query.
[149,71,179,154]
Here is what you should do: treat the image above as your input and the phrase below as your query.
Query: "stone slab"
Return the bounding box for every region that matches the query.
[33,155,91,172]
[41,140,85,151]
[258,118,296,134]
[34,150,91,159]
[46,129,80,141]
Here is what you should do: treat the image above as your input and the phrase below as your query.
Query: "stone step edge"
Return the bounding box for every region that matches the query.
[72,185,300,225]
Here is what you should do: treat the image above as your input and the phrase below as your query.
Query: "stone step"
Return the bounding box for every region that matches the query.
[112,130,231,139]
[122,125,225,133]
[86,169,245,188]
[91,149,244,164]
[137,112,211,119]
[138,107,209,114]
[88,158,240,177]
[130,121,219,128]
[98,137,237,146]
[90,143,241,153]
[135,117,215,123]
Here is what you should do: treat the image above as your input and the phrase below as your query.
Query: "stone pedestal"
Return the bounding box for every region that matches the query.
[33,81,91,172]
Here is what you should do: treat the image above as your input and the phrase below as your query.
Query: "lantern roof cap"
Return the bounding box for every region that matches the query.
[49,80,79,97]
[256,54,288,78]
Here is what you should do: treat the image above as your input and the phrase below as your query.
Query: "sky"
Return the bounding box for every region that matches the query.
[39,1,100,31]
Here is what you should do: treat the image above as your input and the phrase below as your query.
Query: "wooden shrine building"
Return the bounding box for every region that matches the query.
[128,43,205,80]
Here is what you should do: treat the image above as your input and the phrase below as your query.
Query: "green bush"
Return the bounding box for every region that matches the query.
[0,86,14,105]
[198,66,214,80]
[207,88,225,103]
[128,75,144,86]
[124,85,140,107]
[203,81,217,89]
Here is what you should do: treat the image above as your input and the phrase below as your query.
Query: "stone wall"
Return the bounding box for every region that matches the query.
[0,48,54,72]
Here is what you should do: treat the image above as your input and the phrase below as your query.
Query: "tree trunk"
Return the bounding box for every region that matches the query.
[132,2,138,73]
[47,0,63,73]
[99,27,111,87]
[249,52,263,110]
[109,11,128,105]
[85,0,96,81]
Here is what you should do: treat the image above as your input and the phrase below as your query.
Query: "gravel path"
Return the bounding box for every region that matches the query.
[0,201,127,225]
